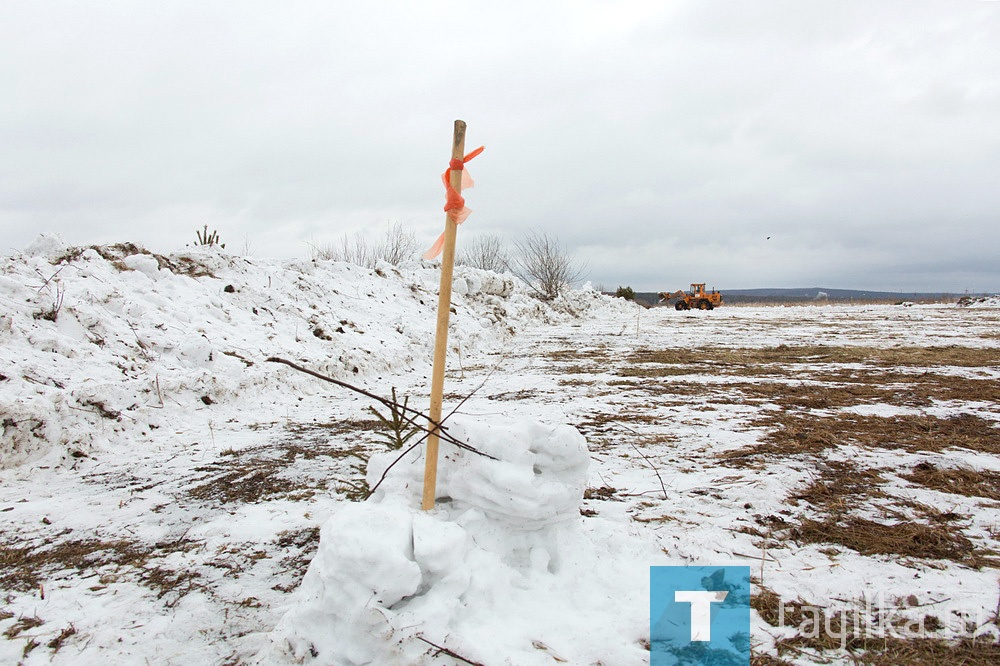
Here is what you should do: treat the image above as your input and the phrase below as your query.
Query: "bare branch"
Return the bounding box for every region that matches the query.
[310,221,417,268]
[265,357,497,460]
[508,231,584,301]
[416,636,485,666]
[456,233,510,273]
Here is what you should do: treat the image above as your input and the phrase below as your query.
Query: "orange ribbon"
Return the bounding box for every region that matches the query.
[423,146,485,260]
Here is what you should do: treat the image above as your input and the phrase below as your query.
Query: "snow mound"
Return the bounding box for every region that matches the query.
[367,417,591,526]
[265,416,652,665]
[957,294,1000,308]
[1,236,639,468]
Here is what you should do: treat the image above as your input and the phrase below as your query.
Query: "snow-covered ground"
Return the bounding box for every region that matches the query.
[2,236,999,664]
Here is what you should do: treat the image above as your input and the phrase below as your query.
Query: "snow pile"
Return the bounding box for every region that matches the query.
[957,294,1000,308]
[0,234,638,468]
[266,416,654,665]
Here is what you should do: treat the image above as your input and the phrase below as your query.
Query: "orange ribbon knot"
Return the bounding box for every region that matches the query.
[423,146,485,260]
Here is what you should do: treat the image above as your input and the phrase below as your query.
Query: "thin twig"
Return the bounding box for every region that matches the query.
[365,438,426,499]
[34,264,72,292]
[444,349,509,421]
[128,321,153,362]
[416,636,485,666]
[628,441,668,500]
[266,357,497,460]
[366,352,509,500]
[614,421,669,499]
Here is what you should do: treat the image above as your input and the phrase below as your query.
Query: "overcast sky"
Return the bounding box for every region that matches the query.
[2,1,998,292]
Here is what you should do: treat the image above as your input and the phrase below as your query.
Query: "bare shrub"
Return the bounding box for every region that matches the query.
[311,221,418,268]
[508,231,584,301]
[457,233,510,273]
[310,234,374,266]
[377,221,419,266]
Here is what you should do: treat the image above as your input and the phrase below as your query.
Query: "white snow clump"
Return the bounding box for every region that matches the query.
[265,416,617,665]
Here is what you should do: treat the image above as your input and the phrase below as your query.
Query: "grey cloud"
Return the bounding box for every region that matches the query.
[1,1,998,292]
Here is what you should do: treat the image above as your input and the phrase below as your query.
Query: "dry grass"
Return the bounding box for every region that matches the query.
[723,412,1000,463]
[845,638,1000,665]
[605,378,716,398]
[544,348,613,375]
[789,461,887,513]
[271,527,321,593]
[187,463,323,504]
[487,389,541,401]
[187,421,377,504]
[283,417,386,438]
[3,615,43,639]
[619,346,1000,417]
[792,515,983,564]
[0,535,199,595]
[753,586,1000,663]
[546,348,612,362]
[627,345,1000,369]
[584,486,621,501]
[613,362,1000,412]
[813,370,1000,405]
[46,624,78,653]
[741,458,1000,567]
[901,462,1000,502]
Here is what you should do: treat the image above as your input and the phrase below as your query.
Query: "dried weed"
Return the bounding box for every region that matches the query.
[186,423,374,504]
[627,345,1000,370]
[724,412,999,463]
[789,461,887,514]
[0,535,199,596]
[3,615,43,639]
[754,585,1000,663]
[791,515,983,564]
[901,462,1000,502]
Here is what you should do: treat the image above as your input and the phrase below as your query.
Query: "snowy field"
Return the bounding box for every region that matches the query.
[2,237,1000,665]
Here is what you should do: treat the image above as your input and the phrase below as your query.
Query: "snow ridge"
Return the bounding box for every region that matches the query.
[0,234,636,468]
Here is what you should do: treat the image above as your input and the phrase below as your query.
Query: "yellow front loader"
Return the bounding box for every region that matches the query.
[659,283,723,310]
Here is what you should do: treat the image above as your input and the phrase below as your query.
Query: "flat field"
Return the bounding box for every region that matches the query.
[3,300,1000,664]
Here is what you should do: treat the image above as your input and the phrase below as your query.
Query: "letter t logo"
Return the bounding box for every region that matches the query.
[674,590,728,641]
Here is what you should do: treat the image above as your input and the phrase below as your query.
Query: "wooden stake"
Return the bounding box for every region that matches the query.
[422,119,467,511]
